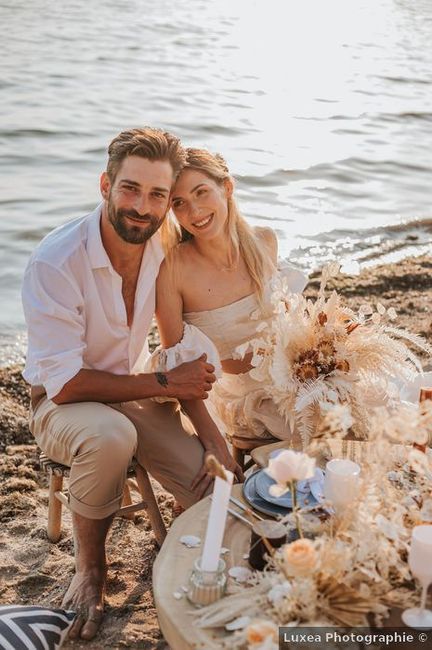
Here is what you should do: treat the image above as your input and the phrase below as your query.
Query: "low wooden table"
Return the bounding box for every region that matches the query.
[154,446,416,649]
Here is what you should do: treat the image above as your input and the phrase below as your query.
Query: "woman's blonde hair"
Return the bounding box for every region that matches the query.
[161,148,272,297]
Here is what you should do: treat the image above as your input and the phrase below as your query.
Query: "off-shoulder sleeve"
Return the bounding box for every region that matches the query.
[145,323,222,378]
[277,259,309,293]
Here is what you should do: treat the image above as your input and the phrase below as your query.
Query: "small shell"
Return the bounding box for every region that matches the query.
[225,616,251,631]
[179,535,201,548]
[242,553,250,560]
[228,566,253,583]
[181,585,189,592]
[220,547,230,555]
[173,592,183,600]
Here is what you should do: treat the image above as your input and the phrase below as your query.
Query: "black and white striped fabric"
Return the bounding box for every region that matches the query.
[0,605,75,650]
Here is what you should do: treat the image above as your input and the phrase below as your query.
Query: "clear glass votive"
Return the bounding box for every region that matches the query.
[187,557,227,606]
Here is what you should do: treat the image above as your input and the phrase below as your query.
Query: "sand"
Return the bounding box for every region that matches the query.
[0,255,431,649]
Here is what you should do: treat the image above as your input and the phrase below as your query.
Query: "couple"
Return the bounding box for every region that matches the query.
[22,127,307,640]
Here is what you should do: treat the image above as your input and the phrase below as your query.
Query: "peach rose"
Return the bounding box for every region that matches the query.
[282,538,318,577]
[246,620,278,646]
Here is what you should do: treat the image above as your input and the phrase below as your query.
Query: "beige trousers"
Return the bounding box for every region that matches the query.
[30,397,209,519]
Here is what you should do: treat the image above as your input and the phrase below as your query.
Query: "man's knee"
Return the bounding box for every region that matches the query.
[80,413,137,464]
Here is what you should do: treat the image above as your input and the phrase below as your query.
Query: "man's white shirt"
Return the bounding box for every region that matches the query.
[22,204,164,399]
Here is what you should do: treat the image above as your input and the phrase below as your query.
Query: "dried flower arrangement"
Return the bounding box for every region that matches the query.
[191,402,432,650]
[237,263,432,447]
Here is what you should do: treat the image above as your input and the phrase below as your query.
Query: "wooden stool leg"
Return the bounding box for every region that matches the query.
[134,465,167,547]
[120,481,136,521]
[47,473,63,543]
[232,446,245,471]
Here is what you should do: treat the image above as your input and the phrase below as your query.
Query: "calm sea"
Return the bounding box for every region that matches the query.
[1,0,432,365]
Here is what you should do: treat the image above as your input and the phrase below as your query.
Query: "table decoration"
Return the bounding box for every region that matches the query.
[187,557,227,607]
[200,456,234,573]
[402,525,432,629]
[190,401,432,648]
[248,520,286,570]
[239,262,432,446]
[264,449,315,537]
[185,455,233,607]
[323,458,361,514]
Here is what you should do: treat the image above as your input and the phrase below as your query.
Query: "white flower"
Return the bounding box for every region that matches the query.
[265,450,315,496]
[377,302,386,315]
[267,581,292,605]
[387,307,397,320]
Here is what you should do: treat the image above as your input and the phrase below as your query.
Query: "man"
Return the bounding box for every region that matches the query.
[22,127,239,641]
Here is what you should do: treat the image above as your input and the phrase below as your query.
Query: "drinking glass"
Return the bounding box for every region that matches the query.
[402,525,432,629]
[324,458,361,513]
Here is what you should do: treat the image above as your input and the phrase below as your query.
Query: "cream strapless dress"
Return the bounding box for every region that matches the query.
[147,263,308,443]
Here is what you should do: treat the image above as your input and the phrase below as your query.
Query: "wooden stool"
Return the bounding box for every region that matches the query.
[226,434,277,472]
[39,453,167,547]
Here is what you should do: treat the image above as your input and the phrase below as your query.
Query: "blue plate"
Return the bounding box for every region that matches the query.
[254,470,318,508]
[243,470,292,519]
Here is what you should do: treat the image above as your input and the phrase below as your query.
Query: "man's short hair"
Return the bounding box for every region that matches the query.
[107,127,186,182]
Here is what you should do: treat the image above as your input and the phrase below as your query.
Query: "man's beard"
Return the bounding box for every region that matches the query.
[107,201,164,244]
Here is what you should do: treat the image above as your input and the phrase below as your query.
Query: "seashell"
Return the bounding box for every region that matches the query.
[225,616,251,631]
[228,566,253,583]
[179,535,201,548]
[242,553,250,560]
[220,547,230,555]
[173,591,183,600]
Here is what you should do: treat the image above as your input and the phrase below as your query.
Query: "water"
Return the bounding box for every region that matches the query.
[1,0,432,364]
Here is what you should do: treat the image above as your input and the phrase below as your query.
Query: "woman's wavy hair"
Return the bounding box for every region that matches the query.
[161,148,272,297]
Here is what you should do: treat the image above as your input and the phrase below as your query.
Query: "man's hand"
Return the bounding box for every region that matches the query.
[164,354,216,400]
[191,444,244,500]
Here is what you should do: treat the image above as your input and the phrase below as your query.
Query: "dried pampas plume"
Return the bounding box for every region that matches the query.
[205,454,228,481]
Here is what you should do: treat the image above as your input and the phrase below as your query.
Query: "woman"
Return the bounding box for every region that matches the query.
[150,149,307,496]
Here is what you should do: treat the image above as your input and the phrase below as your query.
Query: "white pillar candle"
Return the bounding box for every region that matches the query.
[324,458,361,512]
[201,469,234,573]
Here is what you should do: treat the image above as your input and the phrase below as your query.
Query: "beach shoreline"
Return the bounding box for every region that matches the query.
[0,255,431,649]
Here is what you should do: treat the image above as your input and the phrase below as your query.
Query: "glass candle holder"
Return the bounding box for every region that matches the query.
[187,556,227,606]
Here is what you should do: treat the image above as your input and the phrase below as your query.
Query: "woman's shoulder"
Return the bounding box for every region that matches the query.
[158,242,195,288]
[253,226,278,263]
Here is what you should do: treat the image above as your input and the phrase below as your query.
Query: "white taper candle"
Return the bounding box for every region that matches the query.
[200,469,234,572]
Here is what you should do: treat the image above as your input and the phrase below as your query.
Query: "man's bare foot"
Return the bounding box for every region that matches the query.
[63,512,113,641]
[62,566,106,640]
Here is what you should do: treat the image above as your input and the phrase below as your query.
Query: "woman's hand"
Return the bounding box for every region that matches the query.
[191,443,244,500]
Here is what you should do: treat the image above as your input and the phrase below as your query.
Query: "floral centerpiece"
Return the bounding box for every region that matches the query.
[240,263,432,446]
[191,402,432,650]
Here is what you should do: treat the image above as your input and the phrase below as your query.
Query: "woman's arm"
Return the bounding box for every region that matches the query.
[155,258,243,494]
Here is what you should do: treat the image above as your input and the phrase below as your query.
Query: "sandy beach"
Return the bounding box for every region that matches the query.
[0,256,431,649]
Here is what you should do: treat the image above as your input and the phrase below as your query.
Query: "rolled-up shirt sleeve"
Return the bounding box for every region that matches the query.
[22,260,85,400]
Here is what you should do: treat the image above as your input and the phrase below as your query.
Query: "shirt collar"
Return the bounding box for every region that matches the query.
[86,203,112,270]
[86,203,165,270]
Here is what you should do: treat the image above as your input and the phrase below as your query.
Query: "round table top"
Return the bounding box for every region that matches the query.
[153,484,251,650]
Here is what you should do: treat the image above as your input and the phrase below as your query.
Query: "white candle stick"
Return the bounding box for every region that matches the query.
[201,469,234,573]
